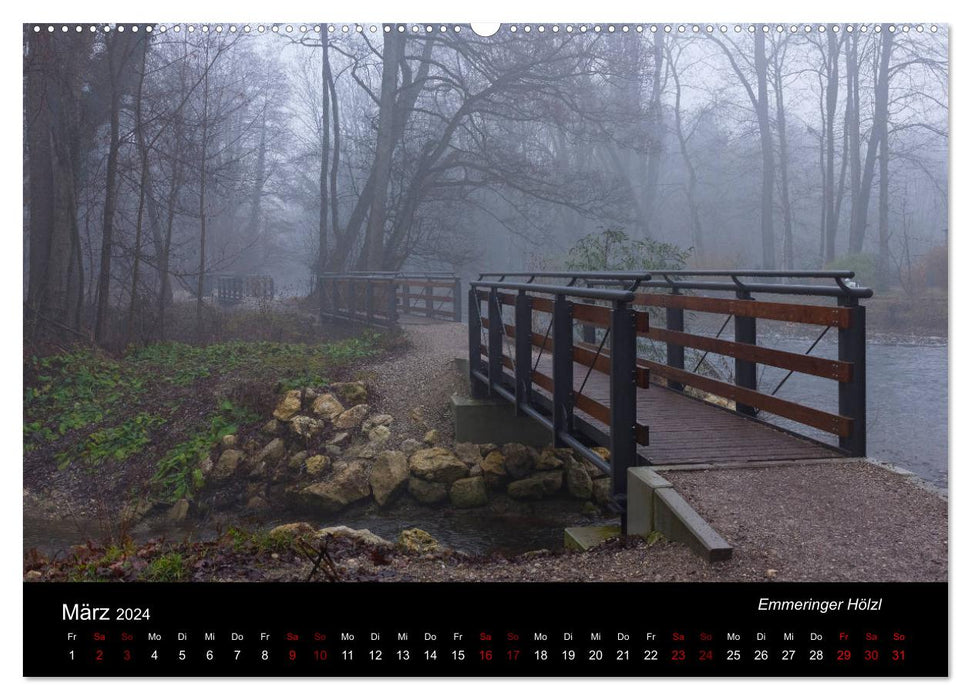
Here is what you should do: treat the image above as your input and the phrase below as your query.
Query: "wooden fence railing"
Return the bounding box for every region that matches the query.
[318,272,462,327]
[216,275,275,304]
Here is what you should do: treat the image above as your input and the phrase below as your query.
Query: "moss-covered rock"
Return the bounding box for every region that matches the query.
[449,476,488,508]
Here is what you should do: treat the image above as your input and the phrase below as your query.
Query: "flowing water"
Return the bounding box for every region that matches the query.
[757,334,948,490]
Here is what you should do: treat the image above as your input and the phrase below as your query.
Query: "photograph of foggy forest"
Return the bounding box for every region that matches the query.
[23,24,948,584]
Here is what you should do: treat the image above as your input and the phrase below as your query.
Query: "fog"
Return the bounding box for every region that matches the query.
[24,23,948,343]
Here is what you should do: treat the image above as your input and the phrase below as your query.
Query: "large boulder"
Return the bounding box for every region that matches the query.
[212,449,244,482]
[409,448,469,484]
[317,525,393,549]
[333,404,370,429]
[535,447,564,471]
[291,415,325,439]
[269,522,315,539]
[449,476,488,509]
[565,457,593,499]
[454,442,482,466]
[329,381,367,406]
[397,528,440,554]
[299,461,371,513]
[408,477,448,504]
[502,443,536,479]
[480,450,509,489]
[507,471,563,500]
[312,393,344,420]
[370,451,409,507]
[273,390,303,422]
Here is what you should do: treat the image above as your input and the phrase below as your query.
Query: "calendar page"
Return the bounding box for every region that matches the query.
[21,19,949,678]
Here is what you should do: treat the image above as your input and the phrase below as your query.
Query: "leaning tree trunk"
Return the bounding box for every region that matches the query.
[361,31,404,271]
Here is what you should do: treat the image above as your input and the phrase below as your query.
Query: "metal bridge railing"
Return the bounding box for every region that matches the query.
[469,270,872,518]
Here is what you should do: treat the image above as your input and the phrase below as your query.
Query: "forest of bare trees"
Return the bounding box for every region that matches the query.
[24,23,948,347]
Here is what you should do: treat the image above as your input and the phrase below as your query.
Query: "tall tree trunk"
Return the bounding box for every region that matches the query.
[772,39,794,269]
[643,33,665,230]
[328,66,341,250]
[196,40,210,339]
[156,37,188,341]
[754,31,776,269]
[94,34,125,345]
[125,36,150,347]
[26,32,55,323]
[877,92,891,289]
[849,27,894,254]
[668,46,704,259]
[318,28,330,296]
[844,32,861,253]
[823,31,840,263]
[362,31,404,270]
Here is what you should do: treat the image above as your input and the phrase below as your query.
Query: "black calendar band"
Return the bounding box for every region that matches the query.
[24,581,946,677]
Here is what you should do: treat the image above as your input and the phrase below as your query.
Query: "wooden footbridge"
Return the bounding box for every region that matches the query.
[320,269,871,528]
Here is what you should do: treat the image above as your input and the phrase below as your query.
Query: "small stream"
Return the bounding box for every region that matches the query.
[23,503,606,559]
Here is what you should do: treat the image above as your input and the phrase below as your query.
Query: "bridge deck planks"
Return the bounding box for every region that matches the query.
[529,354,837,465]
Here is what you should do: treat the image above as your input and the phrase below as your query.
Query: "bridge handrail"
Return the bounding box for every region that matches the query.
[471,280,635,302]
[469,269,869,502]
[477,270,872,298]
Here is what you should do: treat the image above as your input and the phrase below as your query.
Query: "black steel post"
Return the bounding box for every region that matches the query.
[552,294,574,447]
[734,290,757,415]
[425,284,433,317]
[468,288,487,398]
[453,277,462,322]
[514,291,533,415]
[331,278,339,316]
[666,292,685,391]
[838,298,867,456]
[487,288,503,396]
[610,300,638,534]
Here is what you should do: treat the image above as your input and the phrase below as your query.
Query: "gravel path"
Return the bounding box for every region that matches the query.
[390,460,947,583]
[366,321,468,442]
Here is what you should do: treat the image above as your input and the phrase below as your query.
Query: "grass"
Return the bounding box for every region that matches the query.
[24,325,390,502]
[141,552,186,582]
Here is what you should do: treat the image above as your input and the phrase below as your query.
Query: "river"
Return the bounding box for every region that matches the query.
[757,334,948,490]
